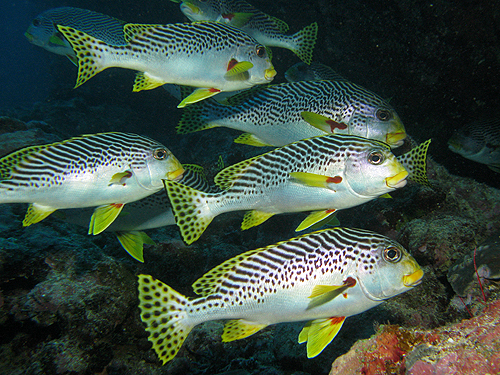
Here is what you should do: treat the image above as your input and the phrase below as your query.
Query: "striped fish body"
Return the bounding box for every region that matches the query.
[164,134,409,244]
[178,80,406,148]
[57,22,276,103]
[0,132,184,232]
[178,0,318,64]
[448,118,500,172]
[25,7,126,63]
[138,228,423,363]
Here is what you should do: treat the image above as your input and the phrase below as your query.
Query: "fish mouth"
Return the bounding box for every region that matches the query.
[385,170,408,188]
[403,268,424,287]
[386,132,406,148]
[166,167,185,181]
[265,67,277,81]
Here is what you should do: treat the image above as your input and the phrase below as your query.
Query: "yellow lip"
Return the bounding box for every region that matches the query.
[386,131,407,147]
[25,31,34,42]
[385,170,408,188]
[166,167,185,181]
[403,268,424,287]
[265,67,277,80]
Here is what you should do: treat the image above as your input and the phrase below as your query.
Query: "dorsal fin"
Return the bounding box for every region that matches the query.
[214,155,261,190]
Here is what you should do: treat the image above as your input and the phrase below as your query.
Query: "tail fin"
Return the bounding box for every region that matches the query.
[163,179,215,244]
[176,101,220,134]
[291,22,318,65]
[138,274,194,364]
[57,25,110,88]
[397,139,432,186]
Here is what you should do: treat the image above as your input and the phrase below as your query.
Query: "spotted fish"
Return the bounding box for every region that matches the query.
[285,61,346,82]
[57,22,276,107]
[138,227,423,363]
[175,0,318,64]
[177,80,407,148]
[448,118,500,172]
[25,7,127,65]
[164,134,430,244]
[60,164,218,262]
[0,132,184,235]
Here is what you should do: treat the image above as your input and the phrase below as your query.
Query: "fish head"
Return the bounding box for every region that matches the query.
[134,143,184,190]
[448,127,484,158]
[342,137,408,198]
[345,89,406,148]
[232,43,275,86]
[179,0,221,22]
[25,13,74,56]
[355,236,423,301]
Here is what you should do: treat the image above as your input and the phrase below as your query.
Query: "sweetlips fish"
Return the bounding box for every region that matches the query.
[0,132,184,235]
[448,118,500,172]
[164,134,430,244]
[25,7,127,65]
[177,79,407,148]
[138,227,424,363]
[57,22,276,107]
[285,61,346,82]
[60,164,219,262]
[174,0,318,64]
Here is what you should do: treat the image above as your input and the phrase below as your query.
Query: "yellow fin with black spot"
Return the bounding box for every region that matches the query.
[23,203,56,226]
[133,72,166,92]
[241,210,275,230]
[397,139,432,186]
[163,179,214,244]
[289,22,318,65]
[116,231,155,263]
[137,274,194,364]
[298,317,346,358]
[89,203,125,235]
[214,155,261,190]
[222,319,268,342]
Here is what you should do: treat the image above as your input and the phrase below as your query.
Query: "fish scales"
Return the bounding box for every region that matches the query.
[177,80,406,147]
[138,227,423,363]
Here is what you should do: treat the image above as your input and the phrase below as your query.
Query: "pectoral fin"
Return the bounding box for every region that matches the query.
[296,209,336,232]
[223,12,254,27]
[307,277,356,309]
[133,72,167,92]
[290,172,342,188]
[23,203,56,226]
[222,319,268,342]
[241,210,275,230]
[109,170,133,185]
[225,60,253,79]
[115,231,156,263]
[301,112,348,133]
[89,203,125,235]
[177,88,222,108]
[298,317,346,358]
[66,54,78,66]
[48,34,66,47]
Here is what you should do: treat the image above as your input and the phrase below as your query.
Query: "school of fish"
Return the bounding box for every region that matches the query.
[17,2,436,364]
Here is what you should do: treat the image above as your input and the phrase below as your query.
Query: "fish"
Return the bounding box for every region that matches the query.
[177,80,407,148]
[175,0,318,64]
[0,132,184,235]
[138,227,424,363]
[59,164,219,262]
[448,118,500,172]
[163,134,430,244]
[285,61,346,82]
[24,7,127,65]
[56,21,276,107]
[447,231,500,298]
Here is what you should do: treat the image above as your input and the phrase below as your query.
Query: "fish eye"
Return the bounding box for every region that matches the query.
[368,151,384,165]
[33,18,40,27]
[376,109,392,121]
[153,148,168,160]
[256,46,266,58]
[384,247,401,263]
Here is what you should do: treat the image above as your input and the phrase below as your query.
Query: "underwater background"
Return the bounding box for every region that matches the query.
[1,0,500,374]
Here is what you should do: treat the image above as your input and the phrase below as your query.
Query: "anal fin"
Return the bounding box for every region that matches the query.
[23,203,57,227]
[241,210,275,230]
[298,317,346,358]
[133,72,167,92]
[222,319,268,342]
[296,209,336,232]
[234,133,273,147]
